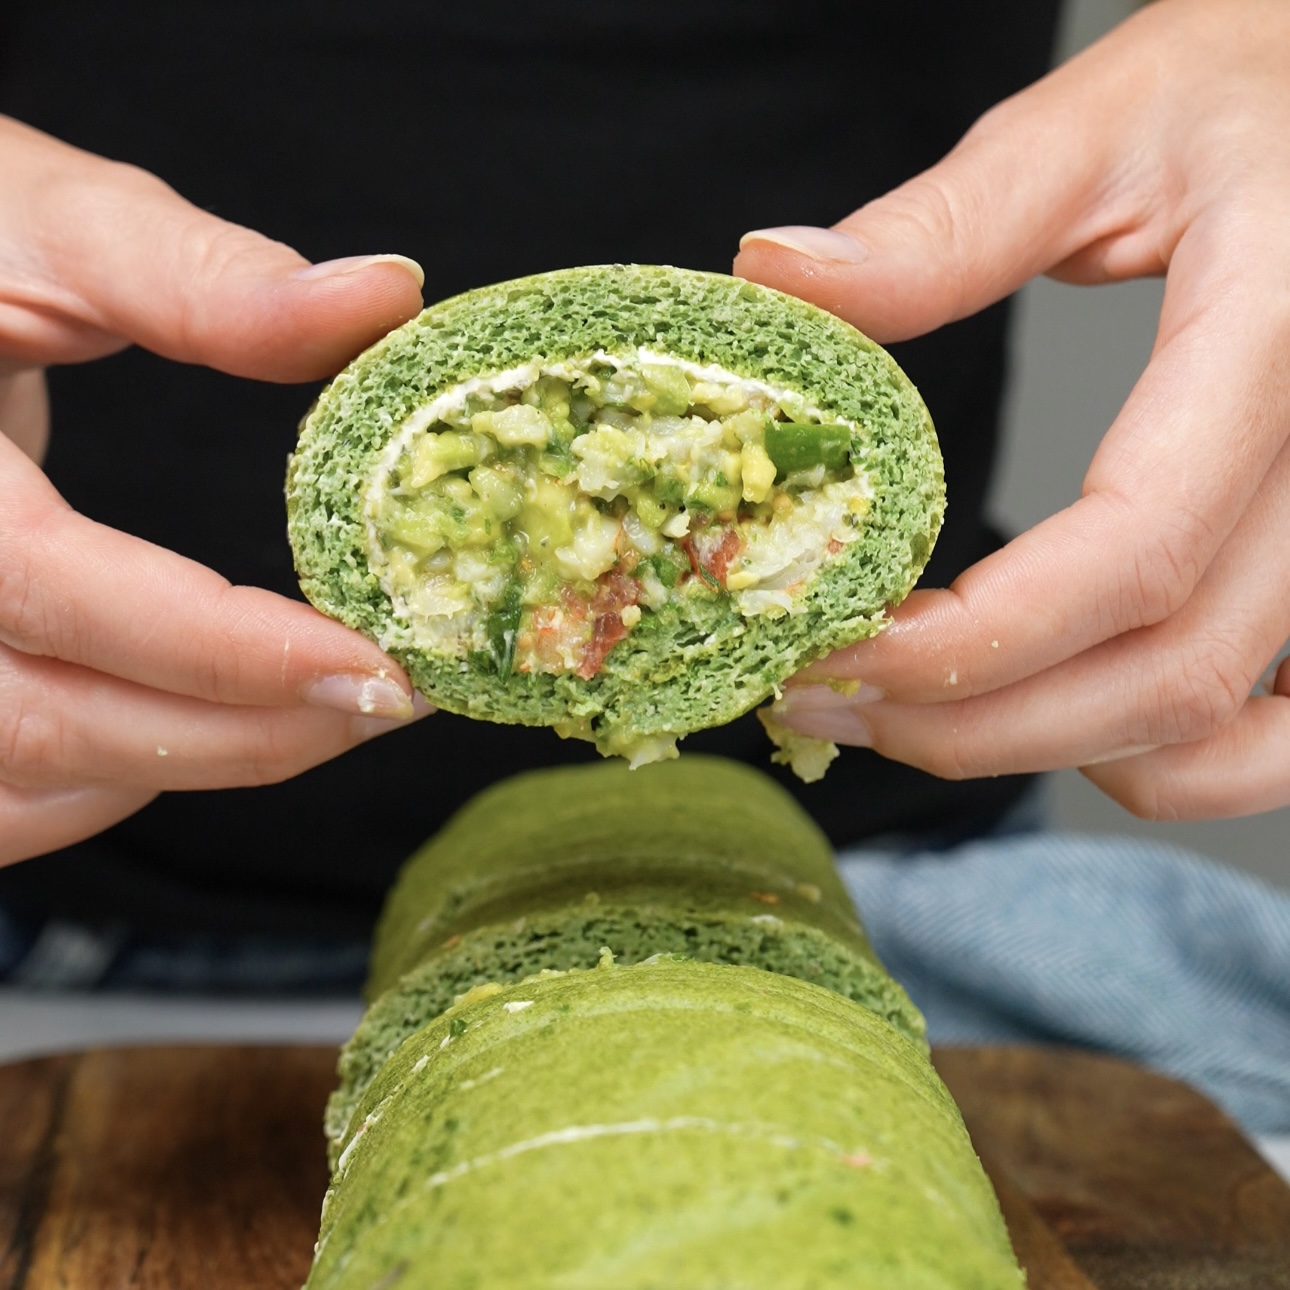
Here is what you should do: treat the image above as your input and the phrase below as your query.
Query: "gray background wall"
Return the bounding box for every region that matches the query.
[991,0,1288,888]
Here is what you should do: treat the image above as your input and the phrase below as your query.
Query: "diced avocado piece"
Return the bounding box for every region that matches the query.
[382,504,448,556]
[518,474,577,558]
[691,380,748,416]
[690,473,741,514]
[533,377,578,446]
[555,506,620,581]
[407,430,483,488]
[433,478,493,548]
[468,465,524,522]
[488,536,521,569]
[634,494,672,531]
[472,404,553,448]
[740,441,776,503]
[520,563,560,606]
[764,421,852,479]
[640,364,692,416]
[725,408,768,444]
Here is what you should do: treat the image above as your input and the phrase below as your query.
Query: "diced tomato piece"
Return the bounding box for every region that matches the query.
[576,611,630,679]
[680,536,705,583]
[707,528,741,583]
[681,526,741,588]
[521,597,591,673]
[591,569,641,615]
[568,571,644,678]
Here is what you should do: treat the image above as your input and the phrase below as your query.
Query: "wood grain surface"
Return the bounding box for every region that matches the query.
[0,1044,1285,1289]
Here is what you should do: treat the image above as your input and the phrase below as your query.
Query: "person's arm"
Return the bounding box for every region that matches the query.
[0,116,430,866]
[736,0,1290,821]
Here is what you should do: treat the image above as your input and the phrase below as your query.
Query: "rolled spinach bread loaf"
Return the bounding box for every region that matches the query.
[312,758,1024,1288]
[326,757,925,1156]
[287,264,944,770]
[312,961,1022,1290]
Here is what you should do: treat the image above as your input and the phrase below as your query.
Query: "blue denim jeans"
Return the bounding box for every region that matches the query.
[0,909,370,993]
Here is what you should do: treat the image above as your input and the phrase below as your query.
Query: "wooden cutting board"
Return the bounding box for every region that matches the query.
[1,1045,1286,1289]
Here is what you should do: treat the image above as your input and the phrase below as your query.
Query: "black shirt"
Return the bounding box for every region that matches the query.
[0,0,1061,937]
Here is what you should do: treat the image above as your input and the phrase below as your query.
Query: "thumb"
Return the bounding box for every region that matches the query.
[732,52,1140,343]
[1,115,424,382]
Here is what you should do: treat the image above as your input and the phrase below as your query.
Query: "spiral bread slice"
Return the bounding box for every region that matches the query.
[287,265,943,771]
[312,962,1022,1290]
[325,757,924,1159]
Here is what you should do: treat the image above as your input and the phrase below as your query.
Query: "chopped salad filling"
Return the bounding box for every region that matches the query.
[365,350,871,679]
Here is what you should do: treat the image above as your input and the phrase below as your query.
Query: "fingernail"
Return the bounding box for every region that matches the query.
[350,693,436,742]
[304,673,414,719]
[782,681,885,707]
[294,254,425,289]
[770,683,881,746]
[739,226,868,264]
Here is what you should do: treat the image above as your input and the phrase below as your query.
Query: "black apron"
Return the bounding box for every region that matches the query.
[0,0,1062,937]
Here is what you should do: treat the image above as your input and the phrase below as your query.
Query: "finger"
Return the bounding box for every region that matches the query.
[0,644,432,792]
[731,20,1172,342]
[775,435,1290,780]
[798,204,1290,706]
[1082,691,1290,820]
[0,435,415,715]
[0,366,48,463]
[0,116,424,379]
[0,782,158,867]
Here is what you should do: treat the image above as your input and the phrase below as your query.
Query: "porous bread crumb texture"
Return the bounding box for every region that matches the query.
[286,265,944,750]
[325,904,927,1160]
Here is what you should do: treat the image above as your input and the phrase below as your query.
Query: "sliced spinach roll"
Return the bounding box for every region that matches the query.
[325,758,925,1159]
[287,265,943,768]
[310,961,1023,1290]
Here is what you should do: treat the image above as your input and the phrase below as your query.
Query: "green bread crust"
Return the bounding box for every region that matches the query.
[366,758,871,997]
[328,758,923,1155]
[286,264,943,758]
[309,961,1022,1290]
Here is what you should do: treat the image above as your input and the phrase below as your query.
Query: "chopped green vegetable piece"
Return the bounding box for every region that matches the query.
[644,553,681,588]
[655,475,685,506]
[763,421,852,479]
[695,562,721,591]
[485,576,523,679]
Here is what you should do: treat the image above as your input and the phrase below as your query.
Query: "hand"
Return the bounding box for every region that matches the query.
[0,116,431,865]
[735,0,1290,821]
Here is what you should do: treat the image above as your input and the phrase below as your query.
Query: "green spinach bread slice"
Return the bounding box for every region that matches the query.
[325,758,925,1159]
[286,264,943,768]
[309,960,1022,1290]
